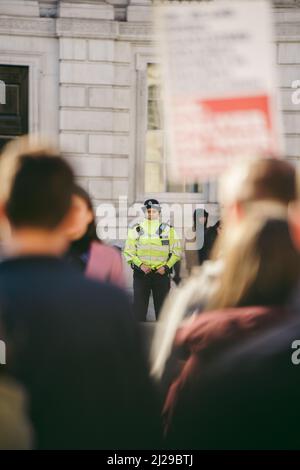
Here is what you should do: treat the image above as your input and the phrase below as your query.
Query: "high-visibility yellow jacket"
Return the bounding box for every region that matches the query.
[123,219,181,270]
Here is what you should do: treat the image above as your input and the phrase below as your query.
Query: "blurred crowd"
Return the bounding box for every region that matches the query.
[0,136,300,449]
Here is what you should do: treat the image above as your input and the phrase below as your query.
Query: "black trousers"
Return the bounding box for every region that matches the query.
[133,270,171,322]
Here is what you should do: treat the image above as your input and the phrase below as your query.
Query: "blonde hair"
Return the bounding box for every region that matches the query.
[151,205,297,381]
[150,159,297,382]
[208,211,300,310]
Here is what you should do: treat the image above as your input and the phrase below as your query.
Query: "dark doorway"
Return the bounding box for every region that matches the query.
[0,65,29,151]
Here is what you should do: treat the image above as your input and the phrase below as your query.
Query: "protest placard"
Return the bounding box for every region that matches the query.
[156,0,282,181]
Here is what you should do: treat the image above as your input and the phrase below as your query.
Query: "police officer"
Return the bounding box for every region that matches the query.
[124,199,181,321]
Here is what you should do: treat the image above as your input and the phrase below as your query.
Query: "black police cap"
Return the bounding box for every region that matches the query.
[143,199,161,210]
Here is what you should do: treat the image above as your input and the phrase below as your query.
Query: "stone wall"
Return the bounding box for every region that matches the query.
[0,0,300,220]
[58,20,132,208]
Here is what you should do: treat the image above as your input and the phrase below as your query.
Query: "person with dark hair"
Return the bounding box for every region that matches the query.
[195,209,209,264]
[0,136,161,449]
[171,260,181,286]
[203,219,221,260]
[185,208,209,274]
[66,185,125,287]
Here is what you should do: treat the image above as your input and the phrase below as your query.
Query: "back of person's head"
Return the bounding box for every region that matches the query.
[73,185,93,214]
[220,157,296,210]
[0,136,74,230]
[208,211,300,311]
[193,208,208,230]
[70,184,98,245]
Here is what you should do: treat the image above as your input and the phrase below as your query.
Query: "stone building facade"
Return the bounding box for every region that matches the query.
[0,0,300,240]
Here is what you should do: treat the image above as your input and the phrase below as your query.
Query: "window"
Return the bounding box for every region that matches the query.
[135,54,207,202]
[0,65,29,151]
[145,63,203,194]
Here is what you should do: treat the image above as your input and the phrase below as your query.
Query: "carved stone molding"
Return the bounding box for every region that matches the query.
[56,17,154,39]
[0,0,299,41]
[0,17,56,37]
[56,17,118,38]
[118,22,154,39]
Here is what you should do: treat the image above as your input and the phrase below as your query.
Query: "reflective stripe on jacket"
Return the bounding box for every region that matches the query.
[123,219,181,270]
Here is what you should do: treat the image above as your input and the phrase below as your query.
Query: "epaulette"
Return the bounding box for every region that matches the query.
[129,221,140,230]
[159,222,169,231]
[129,222,144,238]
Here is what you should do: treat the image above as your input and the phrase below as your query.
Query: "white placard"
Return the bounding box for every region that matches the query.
[156,0,282,182]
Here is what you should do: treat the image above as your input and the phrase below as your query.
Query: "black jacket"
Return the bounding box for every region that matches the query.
[0,256,161,449]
